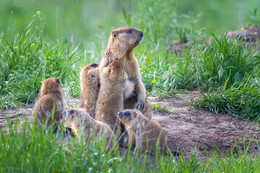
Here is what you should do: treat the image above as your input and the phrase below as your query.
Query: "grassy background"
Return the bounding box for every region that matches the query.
[0,0,260,119]
[0,0,260,171]
[0,0,259,117]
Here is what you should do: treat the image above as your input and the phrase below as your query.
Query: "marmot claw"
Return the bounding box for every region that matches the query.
[134,100,145,111]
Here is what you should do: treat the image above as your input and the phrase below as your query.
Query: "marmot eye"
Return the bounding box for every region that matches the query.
[91,63,98,68]
[124,112,131,116]
[68,110,74,115]
[125,29,131,34]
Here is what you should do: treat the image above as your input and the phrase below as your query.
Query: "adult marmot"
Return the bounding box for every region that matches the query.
[80,63,99,118]
[95,60,127,133]
[32,78,65,128]
[118,109,167,153]
[99,27,147,111]
[80,63,136,118]
[64,108,115,150]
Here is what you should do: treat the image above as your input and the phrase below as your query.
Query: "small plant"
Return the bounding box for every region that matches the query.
[247,8,260,26]
[173,12,201,43]
[152,103,172,114]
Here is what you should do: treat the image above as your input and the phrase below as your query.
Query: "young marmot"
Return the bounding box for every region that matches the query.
[99,27,147,111]
[80,63,99,118]
[64,108,115,150]
[118,109,167,153]
[124,95,153,119]
[32,78,65,128]
[96,60,128,134]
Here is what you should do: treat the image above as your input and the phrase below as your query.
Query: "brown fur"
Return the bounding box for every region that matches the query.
[118,109,167,153]
[99,27,147,111]
[32,78,65,128]
[64,108,115,150]
[124,95,153,119]
[96,60,127,133]
[80,63,99,118]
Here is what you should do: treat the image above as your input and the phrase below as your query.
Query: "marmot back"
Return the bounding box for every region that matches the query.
[118,109,167,153]
[64,108,115,150]
[32,78,65,129]
[80,63,99,118]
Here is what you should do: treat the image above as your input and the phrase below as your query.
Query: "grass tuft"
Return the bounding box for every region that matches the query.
[152,103,172,114]
[192,77,260,121]
[0,14,80,109]
[0,118,259,172]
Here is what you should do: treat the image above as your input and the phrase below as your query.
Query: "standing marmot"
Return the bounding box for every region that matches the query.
[99,27,147,111]
[32,78,65,129]
[118,109,167,153]
[64,108,115,150]
[96,60,128,133]
[80,63,136,118]
[80,63,99,118]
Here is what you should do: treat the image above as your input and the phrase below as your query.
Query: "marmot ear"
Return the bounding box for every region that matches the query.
[56,78,60,84]
[109,69,113,74]
[112,31,118,38]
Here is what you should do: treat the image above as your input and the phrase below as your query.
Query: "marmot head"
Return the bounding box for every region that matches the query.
[40,78,62,96]
[64,108,95,137]
[108,27,143,52]
[101,60,128,82]
[81,63,99,83]
[117,109,145,128]
[86,63,99,70]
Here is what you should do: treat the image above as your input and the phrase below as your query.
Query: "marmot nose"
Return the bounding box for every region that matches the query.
[140,32,143,37]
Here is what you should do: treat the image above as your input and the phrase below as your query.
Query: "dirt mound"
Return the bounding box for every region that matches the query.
[168,26,260,53]
[0,92,259,159]
[227,26,260,48]
[151,91,259,159]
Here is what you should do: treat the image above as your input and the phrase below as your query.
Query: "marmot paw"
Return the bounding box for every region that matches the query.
[134,100,145,111]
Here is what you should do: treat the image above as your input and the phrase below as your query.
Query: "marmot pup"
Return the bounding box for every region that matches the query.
[99,27,147,111]
[96,60,127,133]
[80,63,99,118]
[64,108,115,150]
[124,95,153,119]
[118,109,167,153]
[32,78,65,128]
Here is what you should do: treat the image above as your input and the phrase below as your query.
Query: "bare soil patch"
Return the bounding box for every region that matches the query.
[151,91,259,159]
[1,92,259,159]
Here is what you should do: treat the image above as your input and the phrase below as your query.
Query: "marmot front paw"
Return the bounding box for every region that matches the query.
[134,100,145,111]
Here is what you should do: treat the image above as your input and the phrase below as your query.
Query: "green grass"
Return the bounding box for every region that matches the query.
[0,3,259,123]
[0,118,259,172]
[146,34,260,91]
[0,0,260,171]
[0,13,80,109]
[152,103,173,114]
[192,77,260,121]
